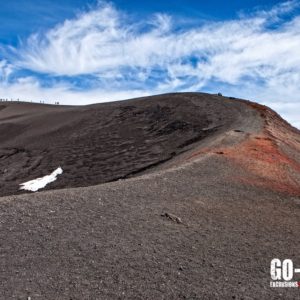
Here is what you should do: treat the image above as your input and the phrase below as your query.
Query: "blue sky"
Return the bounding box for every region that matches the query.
[0,0,300,128]
[0,0,286,45]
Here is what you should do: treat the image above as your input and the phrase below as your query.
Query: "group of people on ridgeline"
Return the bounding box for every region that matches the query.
[0,98,60,105]
[0,98,19,102]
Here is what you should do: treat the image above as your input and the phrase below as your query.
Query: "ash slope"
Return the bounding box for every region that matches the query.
[0,93,300,300]
[1,93,251,197]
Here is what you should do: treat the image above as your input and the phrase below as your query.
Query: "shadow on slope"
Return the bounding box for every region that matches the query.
[0,93,240,197]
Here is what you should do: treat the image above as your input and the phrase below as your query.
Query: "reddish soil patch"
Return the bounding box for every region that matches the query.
[227,134,300,196]
[187,101,300,196]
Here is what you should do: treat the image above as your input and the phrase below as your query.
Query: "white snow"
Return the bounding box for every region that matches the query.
[19,167,63,192]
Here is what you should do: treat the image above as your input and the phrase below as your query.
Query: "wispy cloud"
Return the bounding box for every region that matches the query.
[1,1,300,127]
[0,60,14,83]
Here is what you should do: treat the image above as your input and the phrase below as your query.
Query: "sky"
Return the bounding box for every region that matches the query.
[0,0,299,128]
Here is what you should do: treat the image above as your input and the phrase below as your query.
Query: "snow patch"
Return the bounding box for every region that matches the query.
[19,167,63,192]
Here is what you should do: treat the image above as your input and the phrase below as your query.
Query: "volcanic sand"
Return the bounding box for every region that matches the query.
[0,93,299,299]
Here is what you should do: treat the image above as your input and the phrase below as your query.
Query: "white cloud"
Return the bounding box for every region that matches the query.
[0,75,153,104]
[0,60,14,83]
[1,1,300,128]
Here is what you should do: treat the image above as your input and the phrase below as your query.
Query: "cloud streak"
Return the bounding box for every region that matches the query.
[1,1,300,127]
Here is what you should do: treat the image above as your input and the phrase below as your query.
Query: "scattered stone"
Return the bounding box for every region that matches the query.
[161,212,183,224]
[216,151,224,155]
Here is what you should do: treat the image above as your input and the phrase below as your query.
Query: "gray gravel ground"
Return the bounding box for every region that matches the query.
[1,156,299,299]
